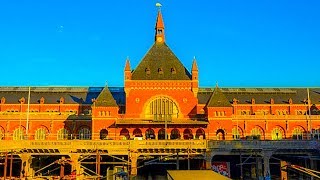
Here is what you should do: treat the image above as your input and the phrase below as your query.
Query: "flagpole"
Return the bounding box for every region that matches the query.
[26,87,31,139]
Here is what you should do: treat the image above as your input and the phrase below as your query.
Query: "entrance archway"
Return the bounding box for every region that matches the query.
[133,128,142,137]
[158,129,166,140]
[120,128,130,140]
[170,129,181,140]
[183,129,193,139]
[145,129,155,139]
[100,129,108,140]
[195,129,205,139]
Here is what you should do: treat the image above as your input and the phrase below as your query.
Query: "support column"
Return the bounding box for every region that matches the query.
[256,157,263,180]
[130,152,138,176]
[20,153,33,178]
[70,154,82,180]
[263,151,272,179]
[280,160,288,180]
[204,152,212,170]
[60,156,66,178]
[176,152,179,170]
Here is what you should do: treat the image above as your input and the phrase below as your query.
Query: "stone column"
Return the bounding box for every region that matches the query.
[130,152,138,176]
[280,160,288,180]
[19,153,33,178]
[204,152,212,170]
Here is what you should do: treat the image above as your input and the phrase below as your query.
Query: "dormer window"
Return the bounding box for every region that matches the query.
[60,97,65,104]
[158,68,163,74]
[157,29,163,35]
[145,68,150,75]
[171,68,176,74]
[19,97,25,104]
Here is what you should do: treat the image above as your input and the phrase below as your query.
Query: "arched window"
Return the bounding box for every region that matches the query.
[78,127,91,140]
[35,127,47,140]
[232,127,241,140]
[170,129,180,140]
[145,68,150,75]
[271,127,283,140]
[216,129,225,140]
[13,127,25,140]
[145,96,179,121]
[292,127,304,140]
[57,128,70,140]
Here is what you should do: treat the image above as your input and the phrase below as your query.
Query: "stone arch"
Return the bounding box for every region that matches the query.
[120,128,130,140]
[271,126,285,140]
[145,129,155,139]
[292,126,306,140]
[170,129,181,140]
[78,126,91,140]
[133,128,143,137]
[195,128,205,139]
[250,126,265,140]
[35,125,49,140]
[100,129,109,140]
[216,129,225,140]
[183,129,193,140]
[142,95,182,120]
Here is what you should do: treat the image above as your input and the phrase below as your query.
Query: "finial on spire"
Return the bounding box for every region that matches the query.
[216,81,219,88]
[156,2,162,10]
[155,3,165,43]
[192,57,198,71]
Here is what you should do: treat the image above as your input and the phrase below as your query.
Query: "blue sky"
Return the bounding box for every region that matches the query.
[0,0,319,87]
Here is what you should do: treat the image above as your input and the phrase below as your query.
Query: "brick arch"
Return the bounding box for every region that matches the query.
[216,128,226,140]
[34,125,50,140]
[291,125,307,140]
[141,95,183,119]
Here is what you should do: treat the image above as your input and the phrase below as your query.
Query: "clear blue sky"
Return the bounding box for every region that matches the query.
[0,0,319,87]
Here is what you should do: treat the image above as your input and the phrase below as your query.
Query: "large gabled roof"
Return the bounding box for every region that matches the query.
[207,86,232,107]
[95,86,118,107]
[131,43,191,80]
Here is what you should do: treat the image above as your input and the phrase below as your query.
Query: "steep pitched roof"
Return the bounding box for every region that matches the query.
[131,43,191,80]
[95,86,117,107]
[207,87,232,107]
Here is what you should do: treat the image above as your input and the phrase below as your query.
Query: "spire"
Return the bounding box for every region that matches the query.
[125,57,131,71]
[192,57,198,71]
[155,4,165,43]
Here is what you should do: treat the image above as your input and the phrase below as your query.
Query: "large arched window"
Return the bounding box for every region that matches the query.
[158,129,166,140]
[57,128,70,140]
[13,127,25,140]
[271,127,284,140]
[232,127,241,140]
[78,127,91,140]
[133,128,142,137]
[251,127,263,140]
[292,127,304,140]
[145,96,179,121]
[35,127,47,140]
